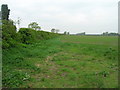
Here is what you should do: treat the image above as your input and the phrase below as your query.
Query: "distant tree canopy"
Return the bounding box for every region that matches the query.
[1,4,10,20]
[76,32,85,35]
[64,31,70,35]
[102,32,109,36]
[28,22,41,30]
[51,28,60,33]
[68,32,70,35]
[64,31,67,35]
[102,32,118,36]
[51,28,56,33]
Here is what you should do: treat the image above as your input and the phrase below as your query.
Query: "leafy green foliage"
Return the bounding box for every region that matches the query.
[18,28,37,44]
[28,22,41,30]
[3,67,31,88]
[1,4,10,20]
[18,28,58,44]
[2,20,18,49]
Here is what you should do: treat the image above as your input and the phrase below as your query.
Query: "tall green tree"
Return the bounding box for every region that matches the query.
[1,4,10,20]
[28,22,41,30]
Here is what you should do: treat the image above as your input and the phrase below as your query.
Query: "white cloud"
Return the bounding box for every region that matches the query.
[0,0,119,34]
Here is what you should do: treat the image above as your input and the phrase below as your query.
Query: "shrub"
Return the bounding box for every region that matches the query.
[2,20,18,49]
[18,28,37,44]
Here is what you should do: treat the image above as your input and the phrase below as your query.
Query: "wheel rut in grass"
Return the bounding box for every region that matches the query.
[32,52,64,81]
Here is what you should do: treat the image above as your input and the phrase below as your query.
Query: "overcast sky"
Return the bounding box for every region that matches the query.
[1,0,119,34]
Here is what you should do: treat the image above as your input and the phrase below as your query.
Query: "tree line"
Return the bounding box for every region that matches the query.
[76,32,119,36]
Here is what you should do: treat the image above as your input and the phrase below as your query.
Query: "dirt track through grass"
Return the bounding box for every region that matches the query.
[21,36,118,88]
[3,35,118,88]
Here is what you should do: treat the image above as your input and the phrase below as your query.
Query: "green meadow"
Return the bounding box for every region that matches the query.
[3,35,118,88]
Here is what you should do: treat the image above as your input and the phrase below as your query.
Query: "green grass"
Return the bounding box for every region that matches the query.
[3,35,118,88]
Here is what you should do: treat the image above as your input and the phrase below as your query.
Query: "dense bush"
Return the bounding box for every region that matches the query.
[36,30,58,40]
[18,28,37,44]
[2,20,18,49]
[18,28,58,44]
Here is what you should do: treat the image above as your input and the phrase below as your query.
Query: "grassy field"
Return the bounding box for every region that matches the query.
[3,35,118,88]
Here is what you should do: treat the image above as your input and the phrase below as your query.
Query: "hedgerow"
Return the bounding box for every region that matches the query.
[2,20,59,49]
[2,20,59,88]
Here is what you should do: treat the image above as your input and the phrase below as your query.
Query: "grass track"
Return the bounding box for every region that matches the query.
[3,35,118,88]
